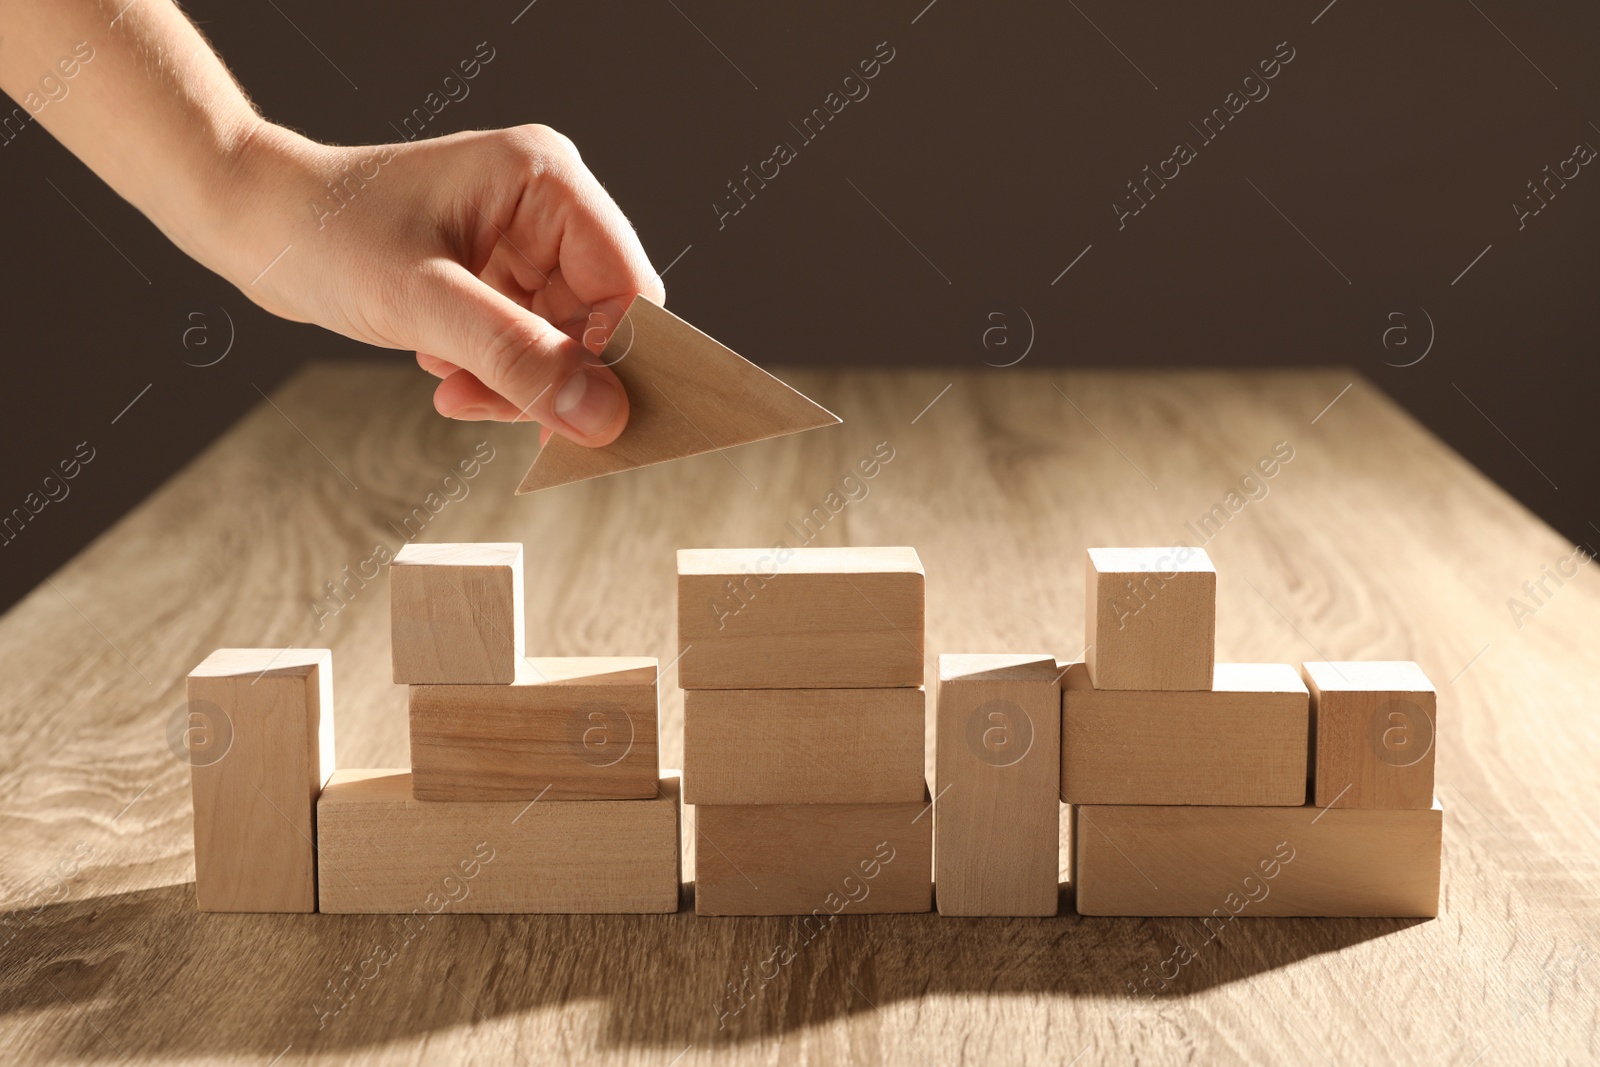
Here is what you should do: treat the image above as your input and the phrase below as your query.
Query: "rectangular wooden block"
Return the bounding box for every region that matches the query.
[318,772,681,913]
[1303,660,1437,809]
[682,687,924,804]
[1061,662,1310,805]
[409,657,659,801]
[1085,547,1215,690]
[935,654,1062,916]
[187,648,335,912]
[677,546,924,689]
[1072,799,1442,917]
[391,542,524,684]
[695,791,932,915]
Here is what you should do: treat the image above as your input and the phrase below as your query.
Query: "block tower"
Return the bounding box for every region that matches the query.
[677,547,933,915]
[1065,547,1443,917]
[187,542,680,913]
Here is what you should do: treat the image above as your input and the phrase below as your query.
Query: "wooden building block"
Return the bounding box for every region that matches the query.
[683,687,924,805]
[318,772,680,913]
[1084,547,1215,690]
[695,791,932,915]
[677,546,924,689]
[1072,799,1442,917]
[518,295,840,493]
[187,648,335,912]
[409,657,659,801]
[1303,660,1437,809]
[390,542,524,684]
[934,654,1063,916]
[1061,662,1309,805]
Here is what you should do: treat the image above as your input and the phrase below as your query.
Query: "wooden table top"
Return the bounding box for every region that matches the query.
[3,363,1595,1065]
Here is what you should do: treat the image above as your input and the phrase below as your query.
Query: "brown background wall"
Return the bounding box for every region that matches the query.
[2,0,1596,611]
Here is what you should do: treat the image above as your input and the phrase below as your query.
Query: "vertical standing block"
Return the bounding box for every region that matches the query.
[1303,661,1437,809]
[187,648,336,912]
[409,657,660,801]
[935,654,1062,916]
[391,543,525,684]
[1084,547,1216,690]
[677,547,925,689]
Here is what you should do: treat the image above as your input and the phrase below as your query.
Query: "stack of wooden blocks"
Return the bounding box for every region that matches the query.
[1065,547,1443,917]
[677,547,934,915]
[187,543,679,914]
[185,538,1440,921]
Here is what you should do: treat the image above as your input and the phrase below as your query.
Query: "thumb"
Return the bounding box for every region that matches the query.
[407,260,630,445]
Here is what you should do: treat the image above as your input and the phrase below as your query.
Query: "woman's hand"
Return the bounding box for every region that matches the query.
[0,0,657,446]
[213,122,661,445]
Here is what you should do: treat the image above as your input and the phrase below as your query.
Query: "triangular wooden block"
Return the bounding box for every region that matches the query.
[516,296,841,494]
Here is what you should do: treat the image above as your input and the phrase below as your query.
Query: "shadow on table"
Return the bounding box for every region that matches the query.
[0,882,1423,1061]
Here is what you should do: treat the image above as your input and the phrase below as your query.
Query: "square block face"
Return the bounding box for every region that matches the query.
[391,543,525,684]
[1084,547,1216,691]
[187,648,335,913]
[1303,661,1437,809]
[677,547,925,689]
[1061,662,1309,805]
[318,772,681,913]
[694,793,932,915]
[682,688,924,805]
[1072,799,1442,917]
[934,654,1062,917]
[409,657,659,801]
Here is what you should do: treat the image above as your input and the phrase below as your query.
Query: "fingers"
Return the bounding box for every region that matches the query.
[508,127,665,346]
[432,368,526,421]
[406,259,629,445]
[416,352,459,378]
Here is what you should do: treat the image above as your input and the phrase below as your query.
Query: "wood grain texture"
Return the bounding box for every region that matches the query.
[408,656,659,801]
[1072,800,1442,917]
[389,542,524,684]
[695,790,932,915]
[934,654,1062,916]
[517,296,840,493]
[681,687,924,804]
[318,772,680,913]
[1085,546,1216,690]
[1060,661,1310,805]
[186,648,334,912]
[677,546,925,688]
[1304,660,1437,809]
[4,363,1598,1064]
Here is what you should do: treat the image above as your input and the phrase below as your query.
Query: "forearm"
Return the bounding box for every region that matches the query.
[0,0,286,276]
[2,0,655,442]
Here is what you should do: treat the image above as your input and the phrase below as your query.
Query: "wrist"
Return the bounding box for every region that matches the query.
[188,120,333,293]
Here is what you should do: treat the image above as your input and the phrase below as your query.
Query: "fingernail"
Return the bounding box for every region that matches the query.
[554,367,622,437]
[449,404,492,421]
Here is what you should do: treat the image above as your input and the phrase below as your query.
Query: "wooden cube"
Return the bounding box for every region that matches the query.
[187,648,335,912]
[1072,799,1442,917]
[318,772,681,913]
[1303,661,1437,809]
[935,654,1062,916]
[695,791,932,915]
[682,687,924,805]
[677,547,924,689]
[409,657,659,801]
[391,542,524,684]
[1084,547,1215,690]
[1061,662,1309,805]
